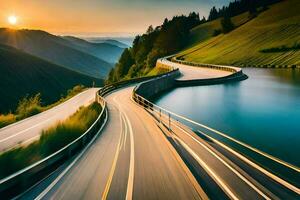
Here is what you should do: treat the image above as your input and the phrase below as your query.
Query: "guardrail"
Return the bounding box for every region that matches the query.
[0,93,108,197]
[170,57,241,73]
[132,75,300,194]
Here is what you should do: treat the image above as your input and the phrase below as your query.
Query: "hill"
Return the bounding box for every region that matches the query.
[102,39,129,48]
[85,37,134,47]
[63,36,124,64]
[177,0,300,67]
[0,29,112,78]
[0,44,102,113]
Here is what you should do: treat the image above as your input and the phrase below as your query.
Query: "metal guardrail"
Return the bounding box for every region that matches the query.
[132,75,300,194]
[169,57,241,73]
[0,93,108,196]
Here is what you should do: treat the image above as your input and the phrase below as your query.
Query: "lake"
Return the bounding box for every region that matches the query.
[154,68,300,167]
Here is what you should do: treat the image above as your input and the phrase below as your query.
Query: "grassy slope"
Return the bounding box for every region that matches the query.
[0,29,112,78]
[178,0,300,66]
[0,44,103,113]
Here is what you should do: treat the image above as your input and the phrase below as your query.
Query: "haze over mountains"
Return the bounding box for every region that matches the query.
[0,28,124,79]
[0,44,102,113]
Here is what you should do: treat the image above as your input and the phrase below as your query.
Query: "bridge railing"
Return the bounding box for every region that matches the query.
[132,86,300,194]
[0,93,108,197]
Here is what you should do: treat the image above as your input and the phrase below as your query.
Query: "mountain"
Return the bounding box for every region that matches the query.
[177,0,300,67]
[0,44,103,113]
[0,29,112,78]
[63,36,124,64]
[101,39,129,48]
[85,37,134,47]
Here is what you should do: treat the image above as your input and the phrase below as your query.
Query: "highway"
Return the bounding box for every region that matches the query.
[0,88,99,152]
[159,59,232,80]
[30,87,206,200]
[12,60,300,199]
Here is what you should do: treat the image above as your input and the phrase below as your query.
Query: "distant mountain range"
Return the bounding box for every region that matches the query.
[85,37,134,47]
[0,28,125,78]
[62,36,124,64]
[0,44,102,113]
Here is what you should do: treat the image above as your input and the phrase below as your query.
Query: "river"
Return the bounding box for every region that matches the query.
[154,68,300,168]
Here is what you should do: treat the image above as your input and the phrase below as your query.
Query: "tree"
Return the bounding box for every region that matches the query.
[208,6,218,21]
[221,15,234,33]
[146,25,154,34]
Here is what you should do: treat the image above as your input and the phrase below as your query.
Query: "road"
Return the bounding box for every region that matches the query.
[0,88,99,152]
[32,87,207,200]
[159,59,232,80]
[14,60,300,199]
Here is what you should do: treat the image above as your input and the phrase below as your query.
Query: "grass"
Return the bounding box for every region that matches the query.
[0,102,101,179]
[0,85,86,129]
[146,67,170,76]
[178,0,300,67]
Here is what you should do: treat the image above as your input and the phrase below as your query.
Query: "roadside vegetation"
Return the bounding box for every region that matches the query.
[0,102,101,179]
[0,85,85,129]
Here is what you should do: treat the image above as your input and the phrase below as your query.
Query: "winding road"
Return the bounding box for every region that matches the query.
[5,59,300,199]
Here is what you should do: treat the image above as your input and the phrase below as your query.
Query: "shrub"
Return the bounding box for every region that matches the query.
[16,93,43,119]
[0,114,16,128]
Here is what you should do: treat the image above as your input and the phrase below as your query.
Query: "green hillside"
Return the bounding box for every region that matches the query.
[0,29,112,78]
[178,0,300,67]
[0,44,102,113]
[63,36,124,64]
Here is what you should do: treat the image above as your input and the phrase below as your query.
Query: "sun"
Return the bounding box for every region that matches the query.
[8,15,18,25]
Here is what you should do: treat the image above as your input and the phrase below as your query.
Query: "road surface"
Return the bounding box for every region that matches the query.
[13,60,300,199]
[0,88,99,152]
[159,59,232,80]
[32,87,207,200]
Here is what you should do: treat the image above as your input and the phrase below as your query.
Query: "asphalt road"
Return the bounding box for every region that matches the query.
[0,88,99,152]
[159,59,232,80]
[12,60,299,199]
[33,87,207,200]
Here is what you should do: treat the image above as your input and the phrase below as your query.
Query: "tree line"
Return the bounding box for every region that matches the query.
[208,0,282,21]
[107,13,201,83]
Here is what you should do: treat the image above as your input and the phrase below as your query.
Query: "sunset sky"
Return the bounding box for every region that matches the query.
[0,0,230,36]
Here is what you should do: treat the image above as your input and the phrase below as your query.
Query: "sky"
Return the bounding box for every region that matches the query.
[0,0,230,36]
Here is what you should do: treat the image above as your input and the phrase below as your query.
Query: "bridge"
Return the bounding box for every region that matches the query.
[0,58,299,199]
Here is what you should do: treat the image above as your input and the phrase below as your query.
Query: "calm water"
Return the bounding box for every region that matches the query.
[155,68,300,167]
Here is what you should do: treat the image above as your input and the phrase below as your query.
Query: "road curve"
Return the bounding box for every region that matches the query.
[33,87,206,200]
[0,88,99,152]
[159,58,232,80]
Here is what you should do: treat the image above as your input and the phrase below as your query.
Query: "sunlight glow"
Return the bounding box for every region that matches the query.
[8,16,18,25]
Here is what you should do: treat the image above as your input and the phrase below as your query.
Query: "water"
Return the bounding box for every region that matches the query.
[154,68,300,167]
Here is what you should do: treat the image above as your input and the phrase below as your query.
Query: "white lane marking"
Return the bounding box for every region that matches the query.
[198,130,300,195]
[34,108,108,200]
[122,114,128,151]
[171,122,270,199]
[123,110,135,200]
[173,135,239,200]
[102,109,124,199]
[113,94,135,200]
[0,116,56,143]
